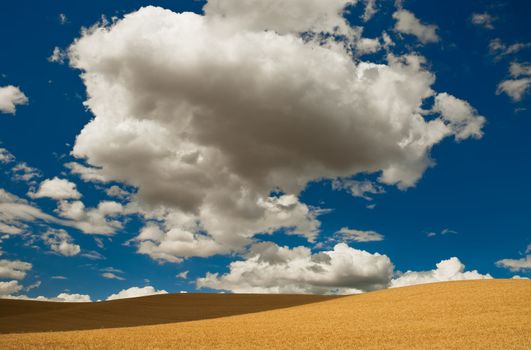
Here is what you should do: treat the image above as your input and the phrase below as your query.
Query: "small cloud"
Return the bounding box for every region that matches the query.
[11,162,40,183]
[0,85,28,115]
[106,286,167,300]
[471,13,496,29]
[361,0,378,22]
[496,254,531,272]
[25,280,41,292]
[176,270,189,279]
[332,179,385,201]
[393,9,439,44]
[29,177,81,200]
[94,237,105,249]
[101,267,123,273]
[441,228,458,235]
[489,39,531,61]
[512,275,529,280]
[0,147,15,164]
[102,272,125,281]
[48,47,67,64]
[336,227,384,242]
[427,228,458,237]
[81,250,106,260]
[497,62,531,102]
[0,259,32,280]
[58,13,68,25]
[42,229,81,256]
[51,275,67,280]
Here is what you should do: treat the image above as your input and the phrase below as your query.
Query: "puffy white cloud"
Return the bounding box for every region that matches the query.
[0,280,23,295]
[30,177,81,200]
[0,85,28,114]
[393,10,439,44]
[135,194,322,263]
[391,257,492,288]
[497,62,531,102]
[497,79,530,102]
[42,229,80,256]
[0,259,32,280]
[0,147,14,164]
[197,242,393,294]
[336,227,384,242]
[433,93,485,140]
[67,5,484,261]
[471,13,495,30]
[355,37,381,56]
[496,255,531,272]
[509,62,531,77]
[512,275,529,280]
[55,292,91,302]
[0,188,123,236]
[55,200,124,235]
[0,189,59,235]
[106,286,167,300]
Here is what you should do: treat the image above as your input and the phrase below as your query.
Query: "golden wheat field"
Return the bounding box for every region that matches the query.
[1,279,530,350]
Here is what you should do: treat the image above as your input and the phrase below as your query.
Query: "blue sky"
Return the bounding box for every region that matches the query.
[0,0,529,301]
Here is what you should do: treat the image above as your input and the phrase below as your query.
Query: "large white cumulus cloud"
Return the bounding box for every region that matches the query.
[198,248,492,295]
[197,242,394,294]
[67,4,484,262]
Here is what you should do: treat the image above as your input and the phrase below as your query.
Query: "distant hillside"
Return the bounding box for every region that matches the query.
[0,293,336,333]
[0,280,530,349]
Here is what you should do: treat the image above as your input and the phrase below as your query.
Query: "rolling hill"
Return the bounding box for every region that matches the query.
[0,293,336,333]
[0,279,530,349]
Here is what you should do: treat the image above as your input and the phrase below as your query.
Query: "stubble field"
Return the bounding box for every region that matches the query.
[0,279,529,349]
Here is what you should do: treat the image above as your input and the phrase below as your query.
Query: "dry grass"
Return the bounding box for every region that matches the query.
[1,279,530,349]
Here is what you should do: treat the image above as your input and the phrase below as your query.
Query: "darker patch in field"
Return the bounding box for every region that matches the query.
[0,293,339,333]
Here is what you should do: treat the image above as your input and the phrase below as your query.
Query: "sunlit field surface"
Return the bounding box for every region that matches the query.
[1,280,529,349]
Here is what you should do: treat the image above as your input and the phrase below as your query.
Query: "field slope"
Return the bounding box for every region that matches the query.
[0,293,336,333]
[1,279,530,349]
